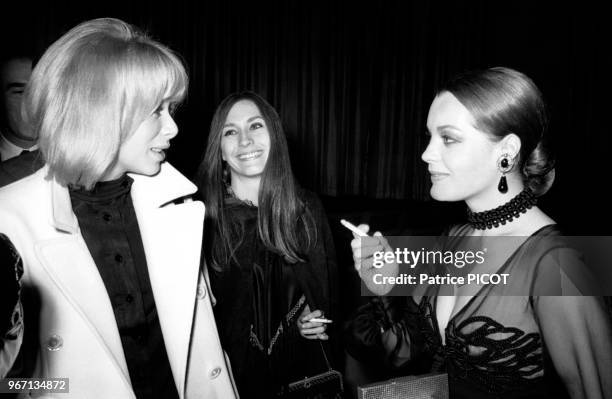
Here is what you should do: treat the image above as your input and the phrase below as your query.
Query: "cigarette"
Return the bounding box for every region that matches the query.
[340,219,369,237]
[309,318,333,324]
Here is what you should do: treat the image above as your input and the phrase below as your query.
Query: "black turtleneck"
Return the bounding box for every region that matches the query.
[69,175,179,399]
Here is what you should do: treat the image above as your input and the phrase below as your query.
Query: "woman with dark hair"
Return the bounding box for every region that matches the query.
[198,91,339,397]
[349,67,612,398]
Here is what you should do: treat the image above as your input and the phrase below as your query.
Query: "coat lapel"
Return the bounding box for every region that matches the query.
[129,163,204,397]
[36,163,202,398]
[35,236,133,390]
[36,173,133,392]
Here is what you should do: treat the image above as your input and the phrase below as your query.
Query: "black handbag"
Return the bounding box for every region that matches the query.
[279,341,344,398]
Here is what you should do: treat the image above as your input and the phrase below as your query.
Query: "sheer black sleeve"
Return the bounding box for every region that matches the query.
[532,248,612,398]
[0,234,23,377]
[344,296,430,373]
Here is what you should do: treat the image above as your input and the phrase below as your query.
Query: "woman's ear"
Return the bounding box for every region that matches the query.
[499,133,521,160]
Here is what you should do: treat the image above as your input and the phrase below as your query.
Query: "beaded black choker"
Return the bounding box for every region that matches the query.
[467,189,537,230]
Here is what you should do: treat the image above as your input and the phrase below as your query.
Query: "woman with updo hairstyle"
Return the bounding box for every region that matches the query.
[348,67,612,398]
[198,91,339,397]
[442,67,556,197]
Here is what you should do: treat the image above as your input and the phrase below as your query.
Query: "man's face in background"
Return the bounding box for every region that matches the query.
[1,58,33,142]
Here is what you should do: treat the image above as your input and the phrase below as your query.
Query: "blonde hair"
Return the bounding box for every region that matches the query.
[23,18,188,189]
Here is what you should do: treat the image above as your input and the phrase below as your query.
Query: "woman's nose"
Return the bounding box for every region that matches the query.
[238,129,253,146]
[162,114,179,138]
[421,139,438,164]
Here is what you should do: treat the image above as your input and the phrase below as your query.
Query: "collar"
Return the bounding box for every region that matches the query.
[49,162,197,234]
[69,174,133,204]
[0,130,38,162]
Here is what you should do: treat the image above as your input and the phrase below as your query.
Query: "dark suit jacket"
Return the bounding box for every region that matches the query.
[0,150,45,188]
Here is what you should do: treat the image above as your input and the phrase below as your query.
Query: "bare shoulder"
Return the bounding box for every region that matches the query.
[512,206,556,236]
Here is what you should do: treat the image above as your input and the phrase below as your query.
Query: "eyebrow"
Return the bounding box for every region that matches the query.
[437,124,462,133]
[223,115,264,128]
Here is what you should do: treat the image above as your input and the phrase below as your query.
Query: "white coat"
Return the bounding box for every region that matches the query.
[0,163,238,399]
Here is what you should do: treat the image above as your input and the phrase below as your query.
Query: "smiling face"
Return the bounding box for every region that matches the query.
[104,100,178,180]
[221,99,271,182]
[422,91,500,203]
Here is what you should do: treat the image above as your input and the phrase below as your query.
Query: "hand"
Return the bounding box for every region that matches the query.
[1,234,21,334]
[297,305,329,340]
[350,224,398,295]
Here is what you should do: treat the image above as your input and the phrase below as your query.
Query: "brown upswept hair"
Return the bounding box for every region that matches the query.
[439,67,555,196]
[197,91,316,270]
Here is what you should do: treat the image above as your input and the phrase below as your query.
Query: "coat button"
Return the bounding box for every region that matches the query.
[209,367,222,379]
[47,334,63,351]
[196,284,207,300]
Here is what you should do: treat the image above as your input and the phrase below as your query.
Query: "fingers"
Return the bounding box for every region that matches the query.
[350,236,383,250]
[301,325,327,335]
[375,233,393,252]
[301,308,322,322]
[299,308,329,340]
[300,325,328,340]
[350,224,370,239]
[299,304,312,318]
[351,232,391,272]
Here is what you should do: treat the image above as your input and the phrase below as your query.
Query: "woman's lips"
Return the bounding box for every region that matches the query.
[237,150,263,161]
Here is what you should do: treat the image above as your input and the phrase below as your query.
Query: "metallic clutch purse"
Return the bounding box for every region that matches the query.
[358,372,448,399]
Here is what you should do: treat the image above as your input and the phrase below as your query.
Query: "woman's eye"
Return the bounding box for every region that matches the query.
[153,105,165,116]
[223,129,237,136]
[442,135,457,144]
[250,122,263,130]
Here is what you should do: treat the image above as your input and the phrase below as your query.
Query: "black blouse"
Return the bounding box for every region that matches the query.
[69,175,178,399]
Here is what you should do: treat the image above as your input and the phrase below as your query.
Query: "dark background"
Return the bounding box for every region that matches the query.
[2,0,611,391]
[2,0,609,232]
[3,0,610,316]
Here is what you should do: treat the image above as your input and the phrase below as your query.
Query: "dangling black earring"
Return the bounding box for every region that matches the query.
[497,153,513,194]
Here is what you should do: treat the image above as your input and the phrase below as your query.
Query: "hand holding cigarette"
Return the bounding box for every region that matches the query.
[345,219,398,295]
[298,305,329,340]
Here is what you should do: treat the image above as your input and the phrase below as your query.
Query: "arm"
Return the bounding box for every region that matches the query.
[533,249,612,399]
[344,296,428,372]
[0,234,24,377]
[535,295,612,399]
[297,193,339,341]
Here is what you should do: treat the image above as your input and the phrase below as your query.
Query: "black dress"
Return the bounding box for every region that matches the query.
[208,191,338,398]
[347,224,612,398]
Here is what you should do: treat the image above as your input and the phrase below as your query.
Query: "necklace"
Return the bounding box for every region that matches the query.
[467,189,537,230]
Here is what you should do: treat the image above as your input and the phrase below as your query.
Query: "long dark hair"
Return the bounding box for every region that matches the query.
[197,91,316,271]
[439,67,555,196]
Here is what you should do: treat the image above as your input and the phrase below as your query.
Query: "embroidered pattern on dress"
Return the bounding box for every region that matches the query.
[419,297,544,395]
[445,316,543,394]
[249,294,306,355]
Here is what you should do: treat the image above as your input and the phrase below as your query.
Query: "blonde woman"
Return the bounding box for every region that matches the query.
[0,18,237,398]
